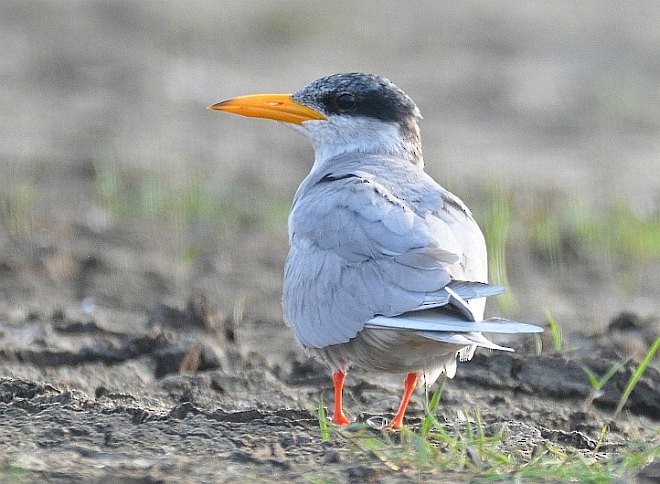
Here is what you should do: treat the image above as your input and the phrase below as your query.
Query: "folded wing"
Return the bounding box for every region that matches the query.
[284,162,509,349]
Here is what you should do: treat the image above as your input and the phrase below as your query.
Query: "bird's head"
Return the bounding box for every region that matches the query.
[209,73,424,170]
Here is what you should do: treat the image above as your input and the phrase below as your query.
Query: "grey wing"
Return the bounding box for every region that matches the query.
[366,314,544,336]
[283,172,486,349]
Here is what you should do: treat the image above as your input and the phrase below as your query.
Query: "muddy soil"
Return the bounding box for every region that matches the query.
[0,165,657,483]
[1,1,659,482]
[0,290,658,481]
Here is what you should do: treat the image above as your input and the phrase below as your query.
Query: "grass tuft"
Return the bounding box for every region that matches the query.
[582,360,628,410]
[317,397,331,442]
[615,336,660,419]
[421,377,446,437]
[481,184,517,313]
[338,410,659,481]
[318,376,659,481]
[0,181,37,235]
[92,157,290,232]
[526,196,660,270]
[544,308,564,352]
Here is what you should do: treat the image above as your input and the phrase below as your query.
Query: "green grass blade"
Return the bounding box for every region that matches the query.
[421,376,446,436]
[482,184,517,313]
[599,360,627,389]
[615,336,660,418]
[594,424,608,453]
[582,360,627,391]
[534,333,543,356]
[318,396,330,441]
[544,308,563,352]
[581,366,599,389]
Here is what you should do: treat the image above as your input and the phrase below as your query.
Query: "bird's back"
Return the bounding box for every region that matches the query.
[284,153,488,359]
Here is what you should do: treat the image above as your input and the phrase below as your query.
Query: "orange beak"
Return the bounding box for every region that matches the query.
[208,93,326,124]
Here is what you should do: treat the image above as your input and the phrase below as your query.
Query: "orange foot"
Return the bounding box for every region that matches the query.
[385,372,418,430]
[331,411,351,426]
[331,370,351,426]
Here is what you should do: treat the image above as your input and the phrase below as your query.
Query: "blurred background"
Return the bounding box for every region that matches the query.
[1,0,658,342]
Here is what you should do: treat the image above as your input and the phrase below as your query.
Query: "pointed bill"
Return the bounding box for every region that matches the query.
[208,93,326,124]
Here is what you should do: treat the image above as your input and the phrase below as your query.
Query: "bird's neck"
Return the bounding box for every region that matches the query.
[298,117,424,174]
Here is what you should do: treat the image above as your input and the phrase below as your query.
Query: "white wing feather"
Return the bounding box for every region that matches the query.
[366,314,544,334]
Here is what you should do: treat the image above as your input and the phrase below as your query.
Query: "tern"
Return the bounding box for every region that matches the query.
[209,73,542,429]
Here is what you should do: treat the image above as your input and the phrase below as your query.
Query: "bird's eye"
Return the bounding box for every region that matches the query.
[335,93,355,110]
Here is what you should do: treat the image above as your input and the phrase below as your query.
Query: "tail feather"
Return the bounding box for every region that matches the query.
[419,280,505,310]
[420,331,514,352]
[366,281,543,353]
[366,312,544,334]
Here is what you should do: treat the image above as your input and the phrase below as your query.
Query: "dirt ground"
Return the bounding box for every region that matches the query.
[1,1,659,482]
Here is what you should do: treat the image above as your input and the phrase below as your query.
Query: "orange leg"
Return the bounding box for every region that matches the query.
[331,370,351,426]
[386,372,418,429]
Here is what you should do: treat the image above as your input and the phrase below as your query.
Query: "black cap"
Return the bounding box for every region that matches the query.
[293,73,421,124]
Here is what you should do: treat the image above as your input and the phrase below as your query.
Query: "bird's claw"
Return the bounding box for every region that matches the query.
[330,413,351,426]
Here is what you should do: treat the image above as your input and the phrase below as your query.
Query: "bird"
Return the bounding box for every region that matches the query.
[209,73,543,429]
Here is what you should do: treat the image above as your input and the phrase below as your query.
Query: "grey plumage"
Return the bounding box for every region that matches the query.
[284,150,541,380]
[281,75,542,384]
[285,154,483,348]
[210,73,543,425]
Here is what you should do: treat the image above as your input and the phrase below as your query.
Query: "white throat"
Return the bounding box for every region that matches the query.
[287,115,423,174]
